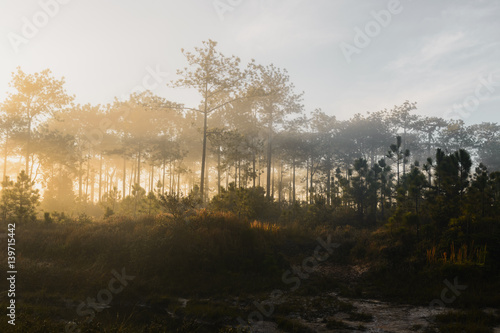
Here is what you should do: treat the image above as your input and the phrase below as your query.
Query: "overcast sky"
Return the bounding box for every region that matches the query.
[1,0,499,124]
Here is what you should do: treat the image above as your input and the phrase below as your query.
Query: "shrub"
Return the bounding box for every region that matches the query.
[0,170,40,222]
[209,184,280,221]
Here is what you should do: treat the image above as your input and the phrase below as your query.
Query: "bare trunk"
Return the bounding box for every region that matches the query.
[78,160,83,198]
[252,151,256,188]
[200,108,208,202]
[205,159,209,199]
[258,154,261,187]
[172,164,176,195]
[266,122,273,198]
[162,159,166,194]
[225,167,229,190]
[234,162,237,186]
[306,159,309,203]
[278,160,283,203]
[150,164,154,193]
[217,147,221,194]
[169,161,173,195]
[177,171,180,198]
[326,166,331,206]
[98,154,103,202]
[292,157,296,204]
[310,159,314,204]
[85,151,90,200]
[271,158,275,199]
[123,156,126,198]
[130,162,135,197]
[3,137,8,183]
[238,160,241,188]
[137,147,141,187]
[91,173,95,202]
[26,117,31,177]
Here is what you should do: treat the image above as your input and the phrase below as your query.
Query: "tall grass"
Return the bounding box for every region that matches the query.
[426,242,488,265]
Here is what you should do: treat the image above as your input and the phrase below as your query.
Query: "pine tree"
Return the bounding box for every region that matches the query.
[0,170,40,222]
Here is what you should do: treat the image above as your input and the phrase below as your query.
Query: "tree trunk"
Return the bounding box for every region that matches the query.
[130,162,135,197]
[123,156,127,199]
[258,154,261,187]
[104,170,108,197]
[266,121,273,198]
[205,159,209,199]
[238,160,241,188]
[278,160,282,204]
[136,147,141,187]
[3,137,8,183]
[292,157,296,204]
[381,186,385,219]
[403,127,407,178]
[271,158,275,199]
[109,169,115,194]
[288,167,292,203]
[85,151,90,201]
[172,164,176,195]
[217,147,221,194]
[169,161,173,194]
[150,164,154,193]
[26,117,31,177]
[98,154,103,202]
[306,159,309,204]
[78,160,83,199]
[200,109,208,202]
[310,161,314,205]
[225,167,229,190]
[252,151,256,188]
[91,173,95,202]
[177,171,181,199]
[397,158,400,185]
[234,162,237,186]
[326,166,331,206]
[162,158,166,195]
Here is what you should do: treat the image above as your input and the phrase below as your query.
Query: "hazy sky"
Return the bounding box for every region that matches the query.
[1,0,499,124]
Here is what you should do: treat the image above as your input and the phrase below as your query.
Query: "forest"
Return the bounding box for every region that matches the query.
[1,40,500,332]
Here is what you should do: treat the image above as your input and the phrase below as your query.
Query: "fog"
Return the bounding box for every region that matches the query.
[1,2,500,332]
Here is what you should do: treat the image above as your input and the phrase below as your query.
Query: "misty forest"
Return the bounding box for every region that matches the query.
[1,40,500,332]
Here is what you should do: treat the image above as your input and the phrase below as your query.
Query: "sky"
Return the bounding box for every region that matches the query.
[0,0,499,124]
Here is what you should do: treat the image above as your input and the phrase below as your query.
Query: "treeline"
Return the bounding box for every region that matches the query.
[1,40,500,219]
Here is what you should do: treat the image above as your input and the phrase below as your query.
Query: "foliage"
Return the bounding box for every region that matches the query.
[0,170,40,222]
[158,190,201,222]
[209,184,280,220]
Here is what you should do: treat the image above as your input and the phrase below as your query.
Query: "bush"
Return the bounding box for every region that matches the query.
[0,170,40,222]
[209,184,280,221]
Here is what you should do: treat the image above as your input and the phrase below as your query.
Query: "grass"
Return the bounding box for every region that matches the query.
[347,312,374,322]
[275,316,315,333]
[433,309,500,333]
[2,210,499,332]
[326,318,352,330]
[0,212,323,332]
[10,212,301,296]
